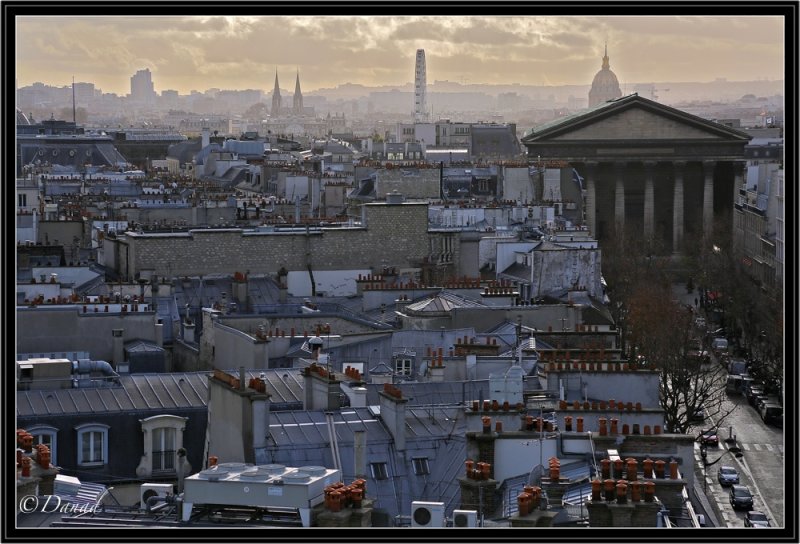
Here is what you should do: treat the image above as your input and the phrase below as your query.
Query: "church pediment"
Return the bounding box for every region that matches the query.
[522,94,751,144]
[551,106,724,140]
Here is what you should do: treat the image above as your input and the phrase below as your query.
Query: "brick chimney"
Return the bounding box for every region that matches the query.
[428,355,445,382]
[303,356,342,411]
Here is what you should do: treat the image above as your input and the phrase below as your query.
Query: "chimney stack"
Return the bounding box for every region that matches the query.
[112,328,124,366]
[379,385,407,451]
[354,430,367,479]
[154,318,164,347]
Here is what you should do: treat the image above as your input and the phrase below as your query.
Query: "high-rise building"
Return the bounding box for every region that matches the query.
[130,68,156,104]
[293,70,303,115]
[413,49,428,122]
[588,44,622,107]
[271,69,282,116]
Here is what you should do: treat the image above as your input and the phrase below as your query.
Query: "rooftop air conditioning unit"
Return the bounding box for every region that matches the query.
[140,483,173,509]
[411,501,445,528]
[452,509,478,528]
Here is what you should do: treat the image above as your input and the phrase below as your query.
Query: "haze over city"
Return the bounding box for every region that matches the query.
[16,15,785,96]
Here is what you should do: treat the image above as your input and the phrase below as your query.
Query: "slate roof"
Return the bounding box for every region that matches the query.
[501,261,531,280]
[16,372,210,417]
[166,140,202,164]
[16,367,310,418]
[259,405,467,518]
[364,380,489,406]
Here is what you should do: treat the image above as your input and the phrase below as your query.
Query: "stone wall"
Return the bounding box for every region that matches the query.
[16,307,159,363]
[112,202,430,279]
[375,168,440,199]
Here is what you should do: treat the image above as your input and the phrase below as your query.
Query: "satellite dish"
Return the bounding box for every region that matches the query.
[528,464,543,486]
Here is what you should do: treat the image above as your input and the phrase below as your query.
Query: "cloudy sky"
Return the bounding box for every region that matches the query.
[15,15,785,95]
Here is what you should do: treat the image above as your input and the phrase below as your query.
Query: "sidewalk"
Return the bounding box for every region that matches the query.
[672,281,700,310]
[692,457,723,527]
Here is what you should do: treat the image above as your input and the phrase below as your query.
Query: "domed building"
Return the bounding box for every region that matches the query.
[16,108,32,125]
[588,44,622,107]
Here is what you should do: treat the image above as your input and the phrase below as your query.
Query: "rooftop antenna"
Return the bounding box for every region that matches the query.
[72,76,76,124]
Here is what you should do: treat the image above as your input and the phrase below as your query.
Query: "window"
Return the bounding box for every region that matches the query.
[28,425,57,465]
[18,193,27,207]
[370,462,388,480]
[75,423,109,466]
[395,358,412,376]
[152,427,176,472]
[136,415,188,478]
[412,457,430,475]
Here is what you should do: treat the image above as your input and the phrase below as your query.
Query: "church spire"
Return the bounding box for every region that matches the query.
[271,68,282,116]
[293,68,303,114]
[602,42,610,70]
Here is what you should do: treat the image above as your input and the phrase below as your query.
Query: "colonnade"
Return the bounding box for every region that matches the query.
[582,160,744,252]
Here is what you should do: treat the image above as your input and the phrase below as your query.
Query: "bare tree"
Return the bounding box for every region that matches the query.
[625,280,734,434]
[602,226,736,435]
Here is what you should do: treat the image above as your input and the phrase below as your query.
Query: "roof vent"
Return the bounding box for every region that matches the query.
[386,190,405,205]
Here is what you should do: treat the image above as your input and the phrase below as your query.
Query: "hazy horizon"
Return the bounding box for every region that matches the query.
[15,15,785,96]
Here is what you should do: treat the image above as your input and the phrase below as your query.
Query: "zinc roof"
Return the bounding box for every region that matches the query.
[16,372,209,417]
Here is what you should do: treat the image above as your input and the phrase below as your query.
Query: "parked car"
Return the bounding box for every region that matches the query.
[694,317,707,330]
[717,465,740,486]
[729,484,754,510]
[691,406,705,421]
[700,429,719,447]
[711,337,729,354]
[744,510,770,527]
[756,395,781,412]
[760,402,783,426]
[747,386,765,406]
[726,374,744,394]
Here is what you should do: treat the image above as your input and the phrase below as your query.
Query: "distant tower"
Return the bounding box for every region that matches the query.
[413,49,428,122]
[271,69,282,116]
[130,68,156,104]
[588,43,622,107]
[293,69,303,115]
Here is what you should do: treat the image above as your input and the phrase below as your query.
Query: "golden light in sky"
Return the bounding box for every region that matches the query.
[15,15,784,95]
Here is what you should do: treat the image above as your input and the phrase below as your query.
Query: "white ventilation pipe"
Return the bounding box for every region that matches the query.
[73,359,117,376]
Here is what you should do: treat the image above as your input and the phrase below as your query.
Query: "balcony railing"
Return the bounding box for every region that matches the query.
[152,450,175,472]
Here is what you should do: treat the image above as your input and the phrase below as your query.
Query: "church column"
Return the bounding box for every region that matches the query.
[614,162,625,231]
[643,161,655,239]
[584,161,598,236]
[672,161,685,254]
[702,160,716,238]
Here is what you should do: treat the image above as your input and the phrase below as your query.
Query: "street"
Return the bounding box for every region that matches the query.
[696,385,784,528]
[673,282,784,528]
[673,284,786,527]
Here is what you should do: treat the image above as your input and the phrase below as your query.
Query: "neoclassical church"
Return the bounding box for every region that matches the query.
[588,45,623,107]
[522,94,751,254]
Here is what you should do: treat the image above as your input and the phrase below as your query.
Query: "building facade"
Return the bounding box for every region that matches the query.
[732,137,784,289]
[130,69,157,104]
[521,95,751,253]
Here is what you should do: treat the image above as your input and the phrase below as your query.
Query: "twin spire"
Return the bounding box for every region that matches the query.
[271,68,303,116]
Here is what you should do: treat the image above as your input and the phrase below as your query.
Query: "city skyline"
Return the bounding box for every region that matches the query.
[15,15,785,96]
